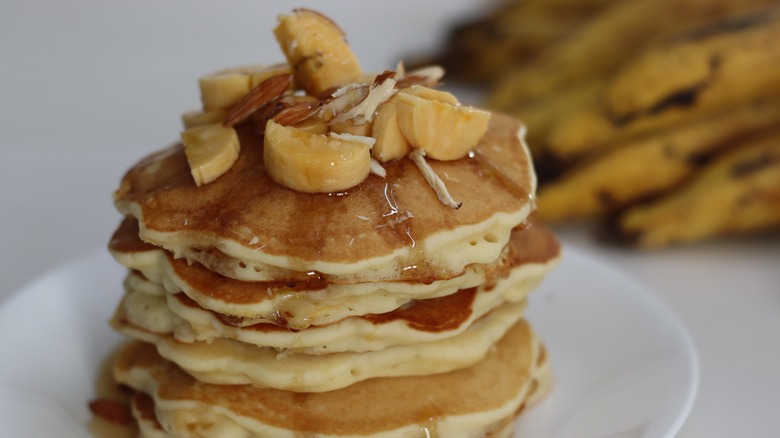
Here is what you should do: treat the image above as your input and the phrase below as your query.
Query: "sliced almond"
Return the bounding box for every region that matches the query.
[396,65,445,89]
[223,73,292,127]
[319,84,369,122]
[331,71,397,125]
[273,101,322,126]
[409,148,462,209]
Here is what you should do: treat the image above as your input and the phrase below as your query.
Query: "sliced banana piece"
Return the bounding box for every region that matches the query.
[181,124,241,186]
[263,120,372,193]
[274,9,363,96]
[181,109,228,129]
[371,95,411,162]
[396,86,491,160]
[199,64,290,111]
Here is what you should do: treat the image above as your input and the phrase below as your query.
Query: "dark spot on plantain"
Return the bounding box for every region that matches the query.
[596,213,641,247]
[647,83,706,116]
[606,82,706,127]
[662,143,678,159]
[596,190,617,207]
[663,10,779,44]
[709,54,722,73]
[686,151,715,167]
[731,152,777,177]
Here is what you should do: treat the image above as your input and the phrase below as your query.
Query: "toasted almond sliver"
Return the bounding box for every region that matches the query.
[409,148,462,209]
[331,71,397,125]
[370,158,387,178]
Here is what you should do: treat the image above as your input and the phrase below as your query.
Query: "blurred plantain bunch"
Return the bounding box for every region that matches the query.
[432,0,780,247]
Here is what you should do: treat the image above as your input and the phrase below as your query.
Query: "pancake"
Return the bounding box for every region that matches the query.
[113,113,536,283]
[110,220,560,329]
[116,319,548,438]
[100,10,561,436]
[114,299,527,392]
[115,237,558,353]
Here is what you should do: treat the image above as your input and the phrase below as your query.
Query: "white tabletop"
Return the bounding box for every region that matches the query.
[1,1,779,437]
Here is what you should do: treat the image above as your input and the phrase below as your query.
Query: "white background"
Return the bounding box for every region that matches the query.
[1,1,779,437]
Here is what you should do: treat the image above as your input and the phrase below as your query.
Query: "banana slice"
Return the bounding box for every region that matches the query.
[181,109,228,129]
[274,9,362,96]
[396,86,491,160]
[263,120,372,193]
[181,124,241,186]
[199,64,291,111]
[371,95,411,162]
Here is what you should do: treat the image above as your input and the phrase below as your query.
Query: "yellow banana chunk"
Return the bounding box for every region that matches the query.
[547,9,780,162]
[199,64,291,111]
[371,95,411,162]
[329,119,373,137]
[612,131,780,247]
[181,124,241,187]
[181,109,228,129]
[292,117,329,135]
[248,63,292,88]
[274,9,362,96]
[395,86,491,161]
[263,120,372,193]
[537,101,780,221]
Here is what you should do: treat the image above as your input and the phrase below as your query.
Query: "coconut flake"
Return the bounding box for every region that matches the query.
[370,158,387,178]
[410,148,462,209]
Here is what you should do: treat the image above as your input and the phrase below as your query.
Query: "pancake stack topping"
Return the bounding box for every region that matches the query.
[97,8,561,438]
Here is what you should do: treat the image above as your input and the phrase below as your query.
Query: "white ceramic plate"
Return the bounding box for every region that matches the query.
[0,246,697,437]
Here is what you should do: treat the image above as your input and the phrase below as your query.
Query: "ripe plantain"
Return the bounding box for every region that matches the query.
[546,8,780,164]
[487,0,778,112]
[435,0,618,82]
[537,101,780,221]
[606,130,780,247]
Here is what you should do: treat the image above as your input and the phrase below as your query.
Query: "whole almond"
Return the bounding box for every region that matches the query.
[223,73,292,127]
[273,101,322,126]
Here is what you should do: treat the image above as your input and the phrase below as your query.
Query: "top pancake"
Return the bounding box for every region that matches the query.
[113,112,536,281]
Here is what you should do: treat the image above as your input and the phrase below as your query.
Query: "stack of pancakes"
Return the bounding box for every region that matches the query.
[105,109,561,437]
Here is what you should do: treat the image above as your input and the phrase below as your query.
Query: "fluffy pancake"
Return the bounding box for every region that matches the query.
[113,113,536,282]
[114,299,526,392]
[116,319,548,438]
[114,234,558,353]
[110,220,560,329]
